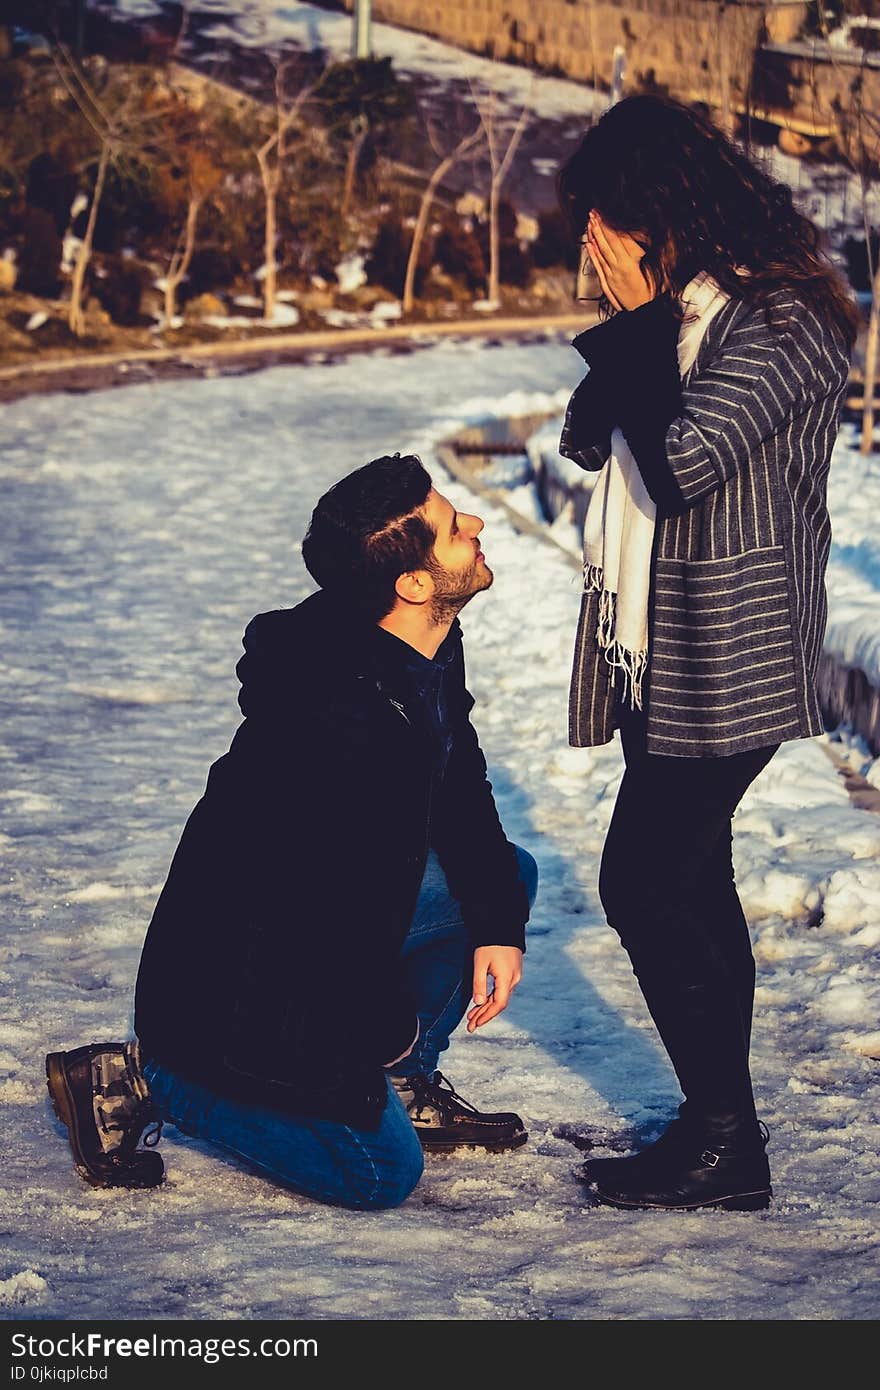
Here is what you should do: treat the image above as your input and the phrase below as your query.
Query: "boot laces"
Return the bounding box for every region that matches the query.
[122,1041,163,1151]
[91,1047,163,1160]
[412,1070,478,1122]
[117,1100,163,1158]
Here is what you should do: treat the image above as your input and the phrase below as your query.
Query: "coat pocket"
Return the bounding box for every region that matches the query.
[649,545,802,748]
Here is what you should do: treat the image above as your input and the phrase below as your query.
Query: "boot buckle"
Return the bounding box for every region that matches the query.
[699,1148,720,1168]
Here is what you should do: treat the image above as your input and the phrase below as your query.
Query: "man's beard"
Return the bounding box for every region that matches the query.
[428,555,494,625]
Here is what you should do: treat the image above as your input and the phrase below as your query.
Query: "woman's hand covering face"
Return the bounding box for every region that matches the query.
[585,211,656,312]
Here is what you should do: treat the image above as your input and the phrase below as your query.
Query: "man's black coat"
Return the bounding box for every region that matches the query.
[134,590,530,1125]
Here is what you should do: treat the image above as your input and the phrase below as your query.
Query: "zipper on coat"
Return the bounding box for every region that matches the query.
[386,692,432,862]
[382,686,435,878]
[387,696,411,725]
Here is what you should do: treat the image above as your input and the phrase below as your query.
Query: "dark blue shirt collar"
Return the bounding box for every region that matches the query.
[370,622,457,685]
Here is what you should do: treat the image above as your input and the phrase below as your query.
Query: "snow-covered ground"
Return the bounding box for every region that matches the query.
[1,334,878,1321]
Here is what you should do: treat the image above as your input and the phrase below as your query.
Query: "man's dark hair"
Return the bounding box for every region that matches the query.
[302,453,436,621]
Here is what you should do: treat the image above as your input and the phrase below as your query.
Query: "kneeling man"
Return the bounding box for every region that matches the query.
[46,454,537,1209]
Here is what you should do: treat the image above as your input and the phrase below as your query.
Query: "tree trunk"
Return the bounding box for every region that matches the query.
[861,259,880,454]
[475,93,528,307]
[164,194,202,327]
[342,116,368,218]
[403,191,433,315]
[264,186,277,322]
[488,177,500,305]
[403,156,453,314]
[403,127,483,313]
[69,141,110,338]
[258,151,279,324]
[164,263,176,329]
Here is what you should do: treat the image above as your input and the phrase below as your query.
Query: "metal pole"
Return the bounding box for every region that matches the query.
[609,45,626,106]
[353,0,372,60]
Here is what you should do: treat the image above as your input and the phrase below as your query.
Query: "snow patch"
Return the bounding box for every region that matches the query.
[336,254,367,294]
[0,1271,48,1307]
[67,882,146,904]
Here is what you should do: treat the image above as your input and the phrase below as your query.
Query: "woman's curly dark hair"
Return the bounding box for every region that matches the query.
[558,94,859,347]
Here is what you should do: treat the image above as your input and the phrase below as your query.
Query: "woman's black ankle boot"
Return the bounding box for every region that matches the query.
[589,1115,771,1212]
[580,1103,695,1186]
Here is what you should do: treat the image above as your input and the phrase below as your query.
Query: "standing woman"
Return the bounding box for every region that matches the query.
[557,95,858,1212]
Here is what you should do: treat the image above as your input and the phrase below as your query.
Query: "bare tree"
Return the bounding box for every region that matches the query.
[169,0,191,59]
[68,137,110,338]
[255,56,323,323]
[472,83,532,306]
[315,56,415,224]
[50,46,168,336]
[402,120,484,314]
[51,48,117,337]
[341,111,368,218]
[163,191,200,327]
[161,147,221,324]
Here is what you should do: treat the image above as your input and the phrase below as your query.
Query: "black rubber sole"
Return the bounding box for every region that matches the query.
[45,1051,165,1190]
[593,1186,772,1212]
[418,1128,529,1154]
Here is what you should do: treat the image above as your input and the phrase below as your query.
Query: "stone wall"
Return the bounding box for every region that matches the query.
[348,2,880,146]
[754,45,880,156]
[348,1,803,105]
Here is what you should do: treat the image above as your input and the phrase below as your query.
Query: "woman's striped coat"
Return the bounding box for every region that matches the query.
[561,289,852,757]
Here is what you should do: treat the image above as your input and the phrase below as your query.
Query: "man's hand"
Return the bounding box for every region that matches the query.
[466,946,523,1032]
[585,210,655,312]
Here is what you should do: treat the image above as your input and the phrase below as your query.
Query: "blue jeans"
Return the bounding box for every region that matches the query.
[142,845,538,1210]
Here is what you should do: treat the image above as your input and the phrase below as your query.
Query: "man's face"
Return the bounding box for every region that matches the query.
[421,488,493,621]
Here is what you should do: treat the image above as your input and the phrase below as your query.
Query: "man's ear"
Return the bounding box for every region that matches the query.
[394,569,434,606]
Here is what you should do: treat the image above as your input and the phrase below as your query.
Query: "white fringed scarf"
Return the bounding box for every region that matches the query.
[582,272,731,710]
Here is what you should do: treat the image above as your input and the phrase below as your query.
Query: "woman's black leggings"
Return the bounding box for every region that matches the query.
[599,707,778,1130]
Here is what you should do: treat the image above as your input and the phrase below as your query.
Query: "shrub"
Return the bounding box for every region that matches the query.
[26,150,78,235]
[72,157,161,254]
[0,60,24,112]
[0,169,20,241]
[183,245,239,299]
[366,212,417,297]
[497,237,533,289]
[533,207,579,270]
[434,214,485,291]
[16,205,62,295]
[842,233,880,295]
[476,201,533,289]
[198,190,264,279]
[315,56,414,154]
[88,254,146,325]
[496,199,518,240]
[282,181,347,281]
